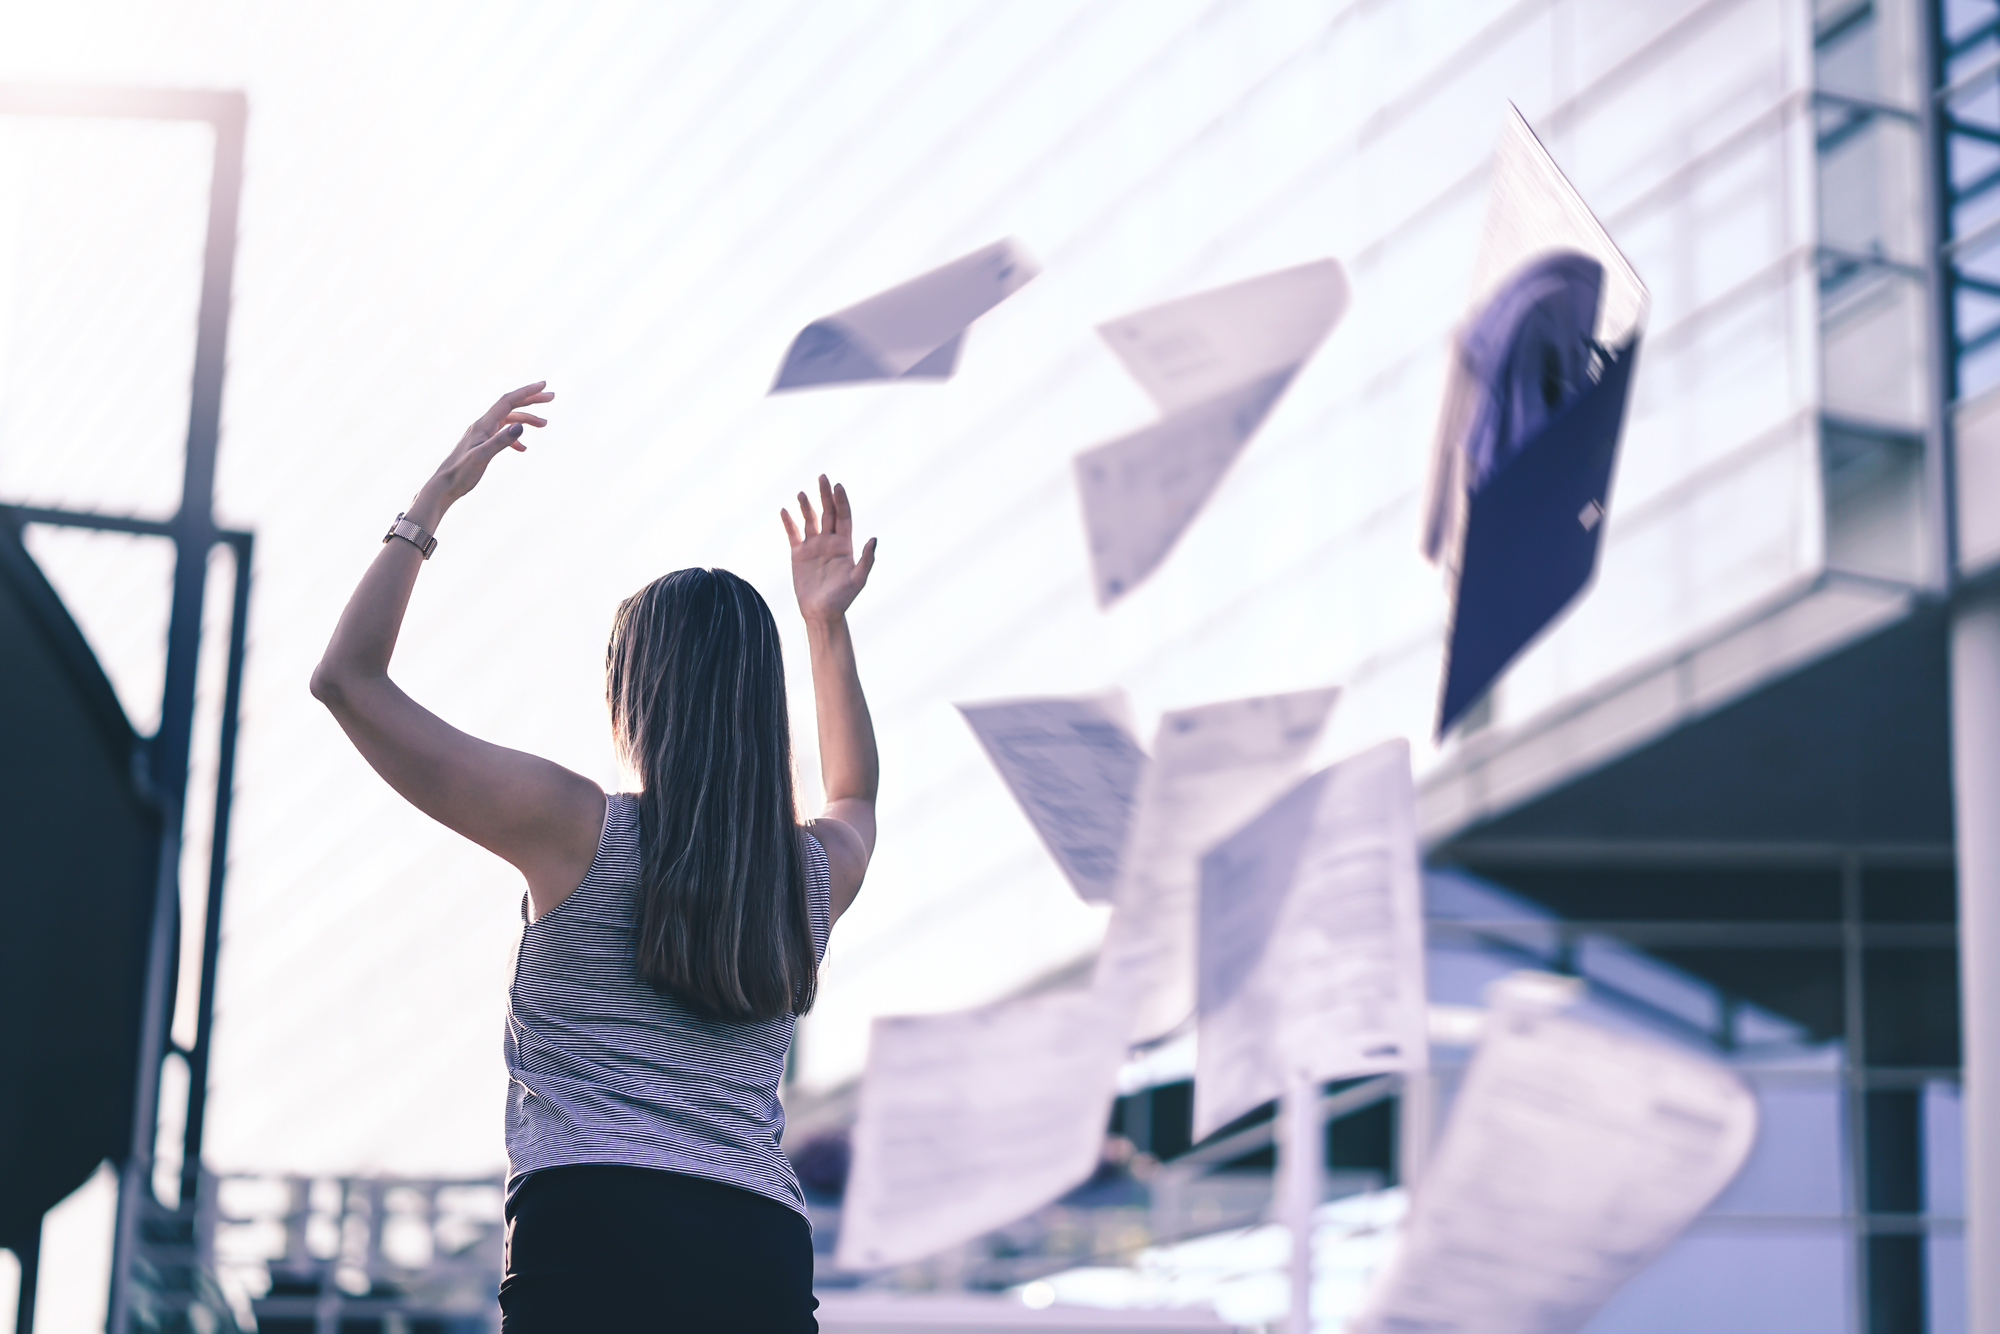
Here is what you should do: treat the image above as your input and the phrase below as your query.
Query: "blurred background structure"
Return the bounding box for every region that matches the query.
[0,0,1993,1330]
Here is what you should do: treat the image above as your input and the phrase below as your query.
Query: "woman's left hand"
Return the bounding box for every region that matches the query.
[782,475,876,626]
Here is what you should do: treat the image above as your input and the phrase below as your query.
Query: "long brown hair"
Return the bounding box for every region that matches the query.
[606,568,816,1021]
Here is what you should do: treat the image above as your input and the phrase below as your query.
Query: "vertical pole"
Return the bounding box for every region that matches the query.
[180,534,252,1204]
[1923,2,1980,1327]
[1952,585,2000,1334]
[149,93,244,806]
[1125,1086,1152,1160]
[1150,1164,1183,1248]
[1842,852,1871,1332]
[1397,1072,1433,1191]
[108,91,246,1334]
[1281,1073,1318,1334]
[106,820,182,1334]
[1919,0,1959,599]
[14,1222,40,1334]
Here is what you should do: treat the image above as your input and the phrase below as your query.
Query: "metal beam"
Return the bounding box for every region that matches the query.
[1951,586,2000,1332]
[178,532,251,1206]
[0,503,247,546]
[1435,838,1955,868]
[0,505,175,538]
[151,89,244,805]
[1927,2,1998,1327]
[1425,920,1956,948]
[12,1219,39,1334]
[0,84,244,124]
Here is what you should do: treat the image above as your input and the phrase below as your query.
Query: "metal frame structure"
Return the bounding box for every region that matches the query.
[208,1172,505,1333]
[1925,3,2000,1331]
[1443,839,1962,1330]
[1936,0,2000,403]
[0,85,250,1333]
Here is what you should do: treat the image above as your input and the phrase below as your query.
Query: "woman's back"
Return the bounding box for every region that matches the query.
[506,794,832,1213]
[311,388,875,1329]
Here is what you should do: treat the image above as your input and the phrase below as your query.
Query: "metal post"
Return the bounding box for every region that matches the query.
[1842,852,1872,1329]
[1923,1,1991,1326]
[1919,0,1960,599]
[1280,1073,1318,1334]
[1397,1071,1433,1191]
[99,88,247,1334]
[107,819,182,1334]
[1952,584,2000,1334]
[14,1222,40,1334]
[180,533,253,1205]
[1125,1085,1152,1160]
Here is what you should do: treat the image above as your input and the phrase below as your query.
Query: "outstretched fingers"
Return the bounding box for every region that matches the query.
[787,478,871,573]
[818,475,840,535]
[478,422,528,456]
[475,382,555,435]
[832,480,855,536]
[500,381,554,409]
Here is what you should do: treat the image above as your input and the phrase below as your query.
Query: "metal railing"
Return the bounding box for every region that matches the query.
[208,1172,505,1334]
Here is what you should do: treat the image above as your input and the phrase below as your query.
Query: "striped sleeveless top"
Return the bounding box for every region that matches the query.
[504,793,832,1216]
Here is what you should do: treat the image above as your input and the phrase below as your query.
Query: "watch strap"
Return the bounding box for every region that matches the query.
[383,512,438,559]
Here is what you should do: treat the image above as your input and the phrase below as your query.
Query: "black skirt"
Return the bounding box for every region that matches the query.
[500,1164,819,1333]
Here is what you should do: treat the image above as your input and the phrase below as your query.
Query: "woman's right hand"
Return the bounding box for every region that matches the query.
[421,381,555,512]
[782,474,877,626]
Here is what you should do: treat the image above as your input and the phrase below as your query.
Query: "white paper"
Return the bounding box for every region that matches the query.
[1469,108,1644,349]
[1421,105,1649,565]
[1075,373,1295,606]
[1193,739,1429,1141]
[1093,687,1339,1043]
[1097,261,1349,416]
[1351,981,1758,1334]
[957,693,1147,904]
[771,238,1038,390]
[835,989,1128,1270]
[1076,261,1348,605]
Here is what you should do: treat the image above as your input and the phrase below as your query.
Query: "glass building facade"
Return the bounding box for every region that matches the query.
[1061,862,1958,1331]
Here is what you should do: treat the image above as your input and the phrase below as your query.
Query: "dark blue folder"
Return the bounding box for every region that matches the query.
[1437,336,1638,736]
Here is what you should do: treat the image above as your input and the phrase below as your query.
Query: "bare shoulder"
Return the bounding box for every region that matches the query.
[554,772,611,864]
[801,815,869,922]
[523,775,610,922]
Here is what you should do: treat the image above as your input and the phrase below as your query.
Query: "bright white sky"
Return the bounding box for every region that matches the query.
[0,0,1807,1324]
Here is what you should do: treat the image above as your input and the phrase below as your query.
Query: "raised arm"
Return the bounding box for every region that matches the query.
[310,383,606,917]
[781,476,878,922]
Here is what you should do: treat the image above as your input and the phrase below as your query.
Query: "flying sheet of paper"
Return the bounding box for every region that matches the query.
[835,989,1128,1271]
[1075,261,1348,606]
[771,238,1039,391]
[1350,979,1758,1334]
[957,693,1148,904]
[1093,687,1339,1043]
[1424,108,1656,736]
[1469,107,1644,349]
[1422,104,1646,565]
[1193,739,1428,1140]
[1436,341,1636,734]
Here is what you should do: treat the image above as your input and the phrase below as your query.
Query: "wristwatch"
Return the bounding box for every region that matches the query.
[383,512,438,559]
